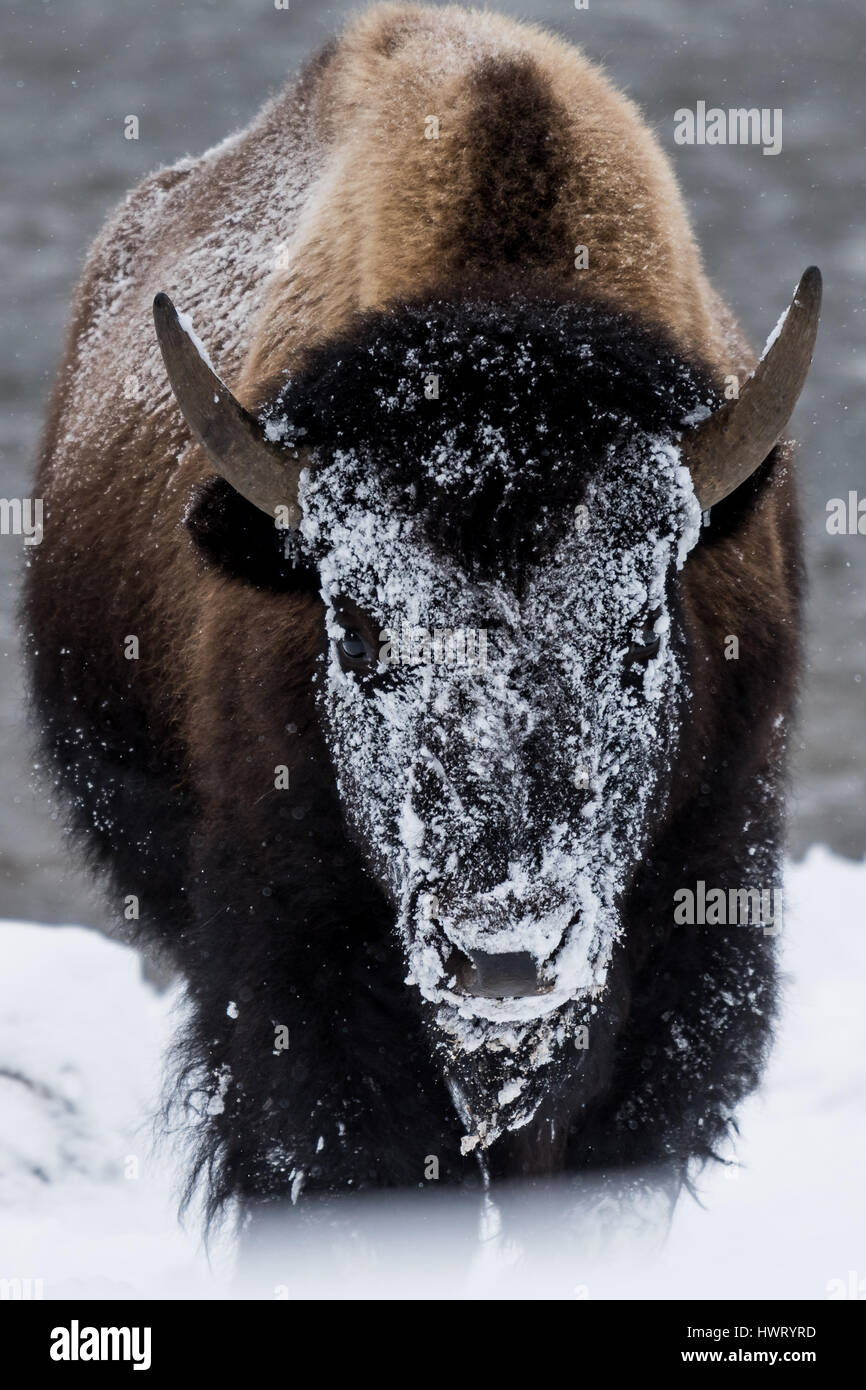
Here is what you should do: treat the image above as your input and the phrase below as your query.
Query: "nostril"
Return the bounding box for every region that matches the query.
[452,949,547,999]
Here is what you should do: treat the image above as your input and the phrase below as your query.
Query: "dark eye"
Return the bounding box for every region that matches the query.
[338,628,370,660]
[332,599,380,675]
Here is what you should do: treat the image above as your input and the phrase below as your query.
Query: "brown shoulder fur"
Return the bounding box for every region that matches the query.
[241,2,752,393]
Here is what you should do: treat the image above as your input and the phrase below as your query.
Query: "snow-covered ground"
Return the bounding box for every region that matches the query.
[1,847,863,1300]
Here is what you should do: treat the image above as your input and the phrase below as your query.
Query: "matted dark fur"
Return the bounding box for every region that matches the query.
[259,292,718,578]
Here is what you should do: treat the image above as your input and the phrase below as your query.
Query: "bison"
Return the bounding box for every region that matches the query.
[25,3,820,1221]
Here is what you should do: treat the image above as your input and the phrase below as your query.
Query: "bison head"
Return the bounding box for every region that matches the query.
[154,272,819,1150]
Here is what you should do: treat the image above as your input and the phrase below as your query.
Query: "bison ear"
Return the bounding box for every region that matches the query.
[184,477,320,593]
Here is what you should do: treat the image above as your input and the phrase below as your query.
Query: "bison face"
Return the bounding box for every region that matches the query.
[299,433,701,1144]
[154,279,818,1150]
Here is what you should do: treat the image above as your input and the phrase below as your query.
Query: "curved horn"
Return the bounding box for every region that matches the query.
[153,292,305,524]
[683,266,822,511]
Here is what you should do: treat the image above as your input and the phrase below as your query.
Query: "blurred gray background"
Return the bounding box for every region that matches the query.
[1,0,863,928]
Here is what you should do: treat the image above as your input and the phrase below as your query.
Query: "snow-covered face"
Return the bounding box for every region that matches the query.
[300,437,701,1075]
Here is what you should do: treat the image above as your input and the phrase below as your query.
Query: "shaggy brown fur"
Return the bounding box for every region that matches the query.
[25,4,802,1212]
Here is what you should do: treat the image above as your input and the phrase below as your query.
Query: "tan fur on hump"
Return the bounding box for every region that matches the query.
[239,2,751,400]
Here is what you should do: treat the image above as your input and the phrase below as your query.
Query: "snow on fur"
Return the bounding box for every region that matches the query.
[294,423,702,1146]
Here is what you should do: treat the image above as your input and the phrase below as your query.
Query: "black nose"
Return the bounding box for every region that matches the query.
[454,950,547,999]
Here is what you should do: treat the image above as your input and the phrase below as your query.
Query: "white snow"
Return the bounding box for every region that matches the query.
[0,925,222,1296]
[761,304,790,359]
[0,846,862,1299]
[175,310,218,375]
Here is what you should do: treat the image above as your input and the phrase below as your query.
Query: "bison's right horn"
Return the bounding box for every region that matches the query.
[153,292,306,525]
[683,266,822,511]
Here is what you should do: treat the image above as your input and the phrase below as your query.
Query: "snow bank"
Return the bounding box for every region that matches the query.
[0,847,863,1299]
[0,926,220,1297]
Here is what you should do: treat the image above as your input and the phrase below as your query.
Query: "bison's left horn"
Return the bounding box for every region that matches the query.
[683,266,822,511]
[153,292,306,525]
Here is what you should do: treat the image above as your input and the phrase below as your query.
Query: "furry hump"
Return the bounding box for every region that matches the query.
[241,2,752,396]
